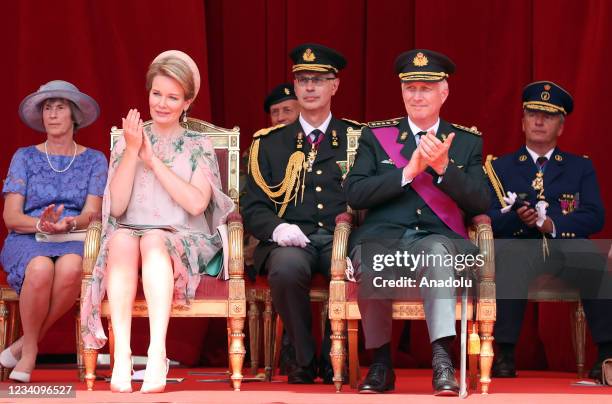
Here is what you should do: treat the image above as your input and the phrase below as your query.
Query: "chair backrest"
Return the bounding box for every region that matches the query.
[110,117,241,204]
[346,126,362,169]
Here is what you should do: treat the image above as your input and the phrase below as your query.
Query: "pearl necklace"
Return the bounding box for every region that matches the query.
[44,141,77,173]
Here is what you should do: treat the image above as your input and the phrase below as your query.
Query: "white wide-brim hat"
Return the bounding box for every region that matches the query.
[19,80,100,133]
[152,50,201,100]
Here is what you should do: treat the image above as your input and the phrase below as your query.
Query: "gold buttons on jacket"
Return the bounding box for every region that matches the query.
[317,203,324,210]
[415,226,420,231]
[315,186,322,192]
[316,169,323,175]
[318,222,324,227]
[416,209,422,215]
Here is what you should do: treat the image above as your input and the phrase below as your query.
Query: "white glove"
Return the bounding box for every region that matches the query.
[272,223,310,248]
[535,201,548,227]
[501,191,517,213]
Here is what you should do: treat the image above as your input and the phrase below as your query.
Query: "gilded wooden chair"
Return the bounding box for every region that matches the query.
[79,117,246,391]
[0,285,20,380]
[326,127,497,394]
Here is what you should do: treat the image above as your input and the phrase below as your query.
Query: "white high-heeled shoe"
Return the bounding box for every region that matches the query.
[0,347,20,369]
[9,369,31,383]
[140,358,169,394]
[110,357,134,393]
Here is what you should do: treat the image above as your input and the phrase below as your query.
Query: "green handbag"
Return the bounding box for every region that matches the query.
[202,249,224,277]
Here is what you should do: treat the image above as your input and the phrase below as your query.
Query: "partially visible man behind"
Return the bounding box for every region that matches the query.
[264,83,300,126]
[345,49,490,395]
[485,81,612,381]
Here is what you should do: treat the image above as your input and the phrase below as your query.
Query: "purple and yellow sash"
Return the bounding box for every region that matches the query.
[372,127,468,238]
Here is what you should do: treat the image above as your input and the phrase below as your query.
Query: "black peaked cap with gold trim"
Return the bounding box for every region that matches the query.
[394,49,455,82]
[263,83,297,113]
[290,43,346,74]
[522,81,573,116]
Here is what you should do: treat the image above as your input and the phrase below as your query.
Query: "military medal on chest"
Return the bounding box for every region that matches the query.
[306,148,318,172]
[531,171,545,200]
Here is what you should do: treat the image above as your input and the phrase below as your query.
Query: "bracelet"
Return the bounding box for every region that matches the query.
[35,219,44,233]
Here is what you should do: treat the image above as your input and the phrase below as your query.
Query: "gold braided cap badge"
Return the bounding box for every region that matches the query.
[303,48,316,62]
[413,52,428,67]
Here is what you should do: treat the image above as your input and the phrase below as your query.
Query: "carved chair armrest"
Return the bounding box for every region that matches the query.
[330,212,354,281]
[82,215,103,279]
[227,210,244,279]
[469,214,495,298]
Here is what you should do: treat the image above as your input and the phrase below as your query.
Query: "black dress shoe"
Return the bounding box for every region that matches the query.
[492,354,517,378]
[432,365,459,396]
[287,358,316,384]
[358,363,395,393]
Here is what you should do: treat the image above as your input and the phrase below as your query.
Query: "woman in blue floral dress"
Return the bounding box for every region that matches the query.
[0,80,107,382]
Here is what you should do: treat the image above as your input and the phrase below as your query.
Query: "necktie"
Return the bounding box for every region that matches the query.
[415,131,427,145]
[309,129,323,145]
[536,156,548,171]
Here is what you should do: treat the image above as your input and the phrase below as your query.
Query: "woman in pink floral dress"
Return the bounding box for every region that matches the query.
[80,51,234,393]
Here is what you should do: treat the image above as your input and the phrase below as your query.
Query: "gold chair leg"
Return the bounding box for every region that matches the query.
[348,319,359,389]
[263,292,274,381]
[247,291,260,375]
[573,301,586,378]
[0,299,7,381]
[76,309,84,381]
[83,348,98,390]
[479,319,494,394]
[228,316,246,391]
[330,317,346,392]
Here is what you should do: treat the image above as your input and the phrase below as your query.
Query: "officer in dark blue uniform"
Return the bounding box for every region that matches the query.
[242,43,363,384]
[485,81,612,381]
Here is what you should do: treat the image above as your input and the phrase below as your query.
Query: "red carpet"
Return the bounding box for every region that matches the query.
[1,368,610,403]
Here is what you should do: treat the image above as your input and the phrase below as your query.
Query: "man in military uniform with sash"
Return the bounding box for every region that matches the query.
[345,49,490,395]
[484,81,612,381]
[242,43,362,384]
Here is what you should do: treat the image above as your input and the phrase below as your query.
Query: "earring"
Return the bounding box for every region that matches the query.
[182,110,188,123]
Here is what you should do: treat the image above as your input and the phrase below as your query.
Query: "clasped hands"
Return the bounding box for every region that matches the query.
[37,204,76,234]
[402,130,455,182]
[122,109,156,169]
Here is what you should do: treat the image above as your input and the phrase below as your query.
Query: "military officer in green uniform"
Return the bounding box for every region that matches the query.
[345,49,490,395]
[242,43,362,384]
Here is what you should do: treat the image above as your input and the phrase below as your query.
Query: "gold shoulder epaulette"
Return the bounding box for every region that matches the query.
[253,123,285,139]
[367,118,401,128]
[582,155,590,159]
[483,154,506,207]
[452,123,481,136]
[341,118,366,127]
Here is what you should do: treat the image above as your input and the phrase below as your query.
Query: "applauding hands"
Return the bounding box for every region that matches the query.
[37,204,76,234]
[122,109,156,169]
[403,130,455,181]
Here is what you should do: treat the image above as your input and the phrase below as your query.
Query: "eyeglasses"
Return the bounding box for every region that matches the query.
[295,76,336,87]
